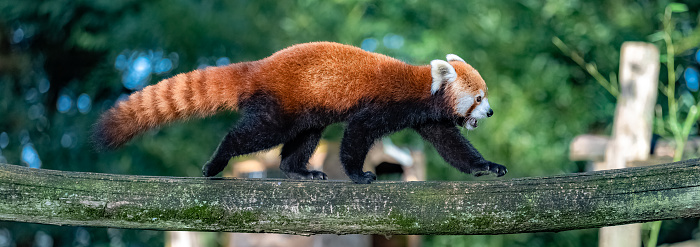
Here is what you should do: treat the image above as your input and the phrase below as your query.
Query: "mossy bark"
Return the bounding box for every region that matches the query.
[2,159,700,235]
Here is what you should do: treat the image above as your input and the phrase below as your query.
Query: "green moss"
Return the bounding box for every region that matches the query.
[79,205,107,219]
[100,202,262,230]
[432,216,474,234]
[588,206,616,225]
[388,211,419,232]
[228,210,260,227]
[42,199,108,221]
[181,205,225,224]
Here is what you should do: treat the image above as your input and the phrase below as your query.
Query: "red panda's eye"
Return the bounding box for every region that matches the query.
[476,96,482,103]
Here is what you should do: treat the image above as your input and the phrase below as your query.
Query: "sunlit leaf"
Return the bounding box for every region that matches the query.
[680,90,696,108]
[669,3,688,13]
[648,31,665,42]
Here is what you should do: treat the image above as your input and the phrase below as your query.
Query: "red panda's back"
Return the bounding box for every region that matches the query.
[254,42,432,114]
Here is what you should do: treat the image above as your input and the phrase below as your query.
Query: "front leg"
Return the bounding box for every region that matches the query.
[340,110,410,184]
[339,123,380,184]
[414,121,506,177]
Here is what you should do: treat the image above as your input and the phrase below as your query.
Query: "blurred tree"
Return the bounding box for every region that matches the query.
[0,0,698,246]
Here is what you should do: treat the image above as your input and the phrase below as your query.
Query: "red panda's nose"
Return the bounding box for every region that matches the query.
[487,109,493,117]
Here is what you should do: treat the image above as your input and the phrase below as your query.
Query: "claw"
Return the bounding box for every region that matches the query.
[349,171,376,184]
[285,170,328,180]
[471,161,508,177]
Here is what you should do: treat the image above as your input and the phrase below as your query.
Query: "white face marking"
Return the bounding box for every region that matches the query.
[472,98,490,119]
[454,92,474,116]
[462,90,490,131]
[469,90,489,119]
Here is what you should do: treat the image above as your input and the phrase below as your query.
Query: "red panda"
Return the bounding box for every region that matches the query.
[93,42,505,184]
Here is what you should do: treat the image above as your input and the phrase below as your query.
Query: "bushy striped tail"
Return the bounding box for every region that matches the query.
[93,65,244,150]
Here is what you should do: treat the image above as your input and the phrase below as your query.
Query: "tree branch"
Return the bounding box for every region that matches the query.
[1,159,700,235]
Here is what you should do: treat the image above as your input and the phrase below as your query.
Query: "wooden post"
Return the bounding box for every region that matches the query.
[599,42,659,247]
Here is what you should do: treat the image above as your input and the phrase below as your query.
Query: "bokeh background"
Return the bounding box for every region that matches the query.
[1,0,699,246]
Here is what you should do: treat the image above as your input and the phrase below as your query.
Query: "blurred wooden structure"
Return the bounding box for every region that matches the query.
[570,42,659,247]
[570,134,700,166]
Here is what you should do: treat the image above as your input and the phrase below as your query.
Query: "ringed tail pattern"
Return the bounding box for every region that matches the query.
[93,64,246,150]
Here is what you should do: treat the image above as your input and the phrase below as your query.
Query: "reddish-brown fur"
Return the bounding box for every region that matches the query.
[256,43,432,113]
[447,62,488,114]
[452,63,488,98]
[95,42,486,149]
[95,65,245,148]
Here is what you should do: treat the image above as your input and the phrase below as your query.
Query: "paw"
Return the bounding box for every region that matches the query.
[202,161,225,177]
[285,170,328,180]
[307,170,328,180]
[472,161,507,177]
[348,171,377,184]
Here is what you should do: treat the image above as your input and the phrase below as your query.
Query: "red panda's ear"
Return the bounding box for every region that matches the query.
[430,59,457,95]
[446,54,466,63]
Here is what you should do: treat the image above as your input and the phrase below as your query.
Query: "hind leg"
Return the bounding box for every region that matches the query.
[202,96,291,177]
[202,118,291,177]
[280,128,326,180]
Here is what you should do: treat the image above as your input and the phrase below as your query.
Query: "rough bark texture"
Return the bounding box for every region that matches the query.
[2,159,700,235]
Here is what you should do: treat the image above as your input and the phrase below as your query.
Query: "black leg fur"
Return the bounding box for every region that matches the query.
[201,91,502,182]
[202,119,291,177]
[280,128,327,180]
[202,96,292,177]
[414,121,507,177]
[340,109,414,184]
[339,125,379,184]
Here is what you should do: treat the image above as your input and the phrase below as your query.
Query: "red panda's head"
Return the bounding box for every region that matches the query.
[430,54,493,130]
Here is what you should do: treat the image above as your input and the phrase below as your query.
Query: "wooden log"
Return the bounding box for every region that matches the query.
[2,159,700,235]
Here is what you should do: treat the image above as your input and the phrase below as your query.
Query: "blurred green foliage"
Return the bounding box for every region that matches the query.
[0,0,699,246]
